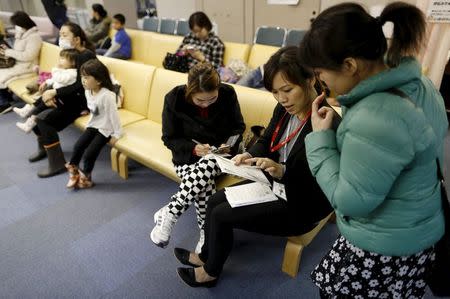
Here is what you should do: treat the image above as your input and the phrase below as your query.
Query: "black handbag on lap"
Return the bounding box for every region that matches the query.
[162,52,189,73]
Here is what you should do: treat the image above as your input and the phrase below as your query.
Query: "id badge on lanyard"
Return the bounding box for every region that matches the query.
[273,181,287,201]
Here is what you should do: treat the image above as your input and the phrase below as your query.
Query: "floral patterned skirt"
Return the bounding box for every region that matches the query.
[311,235,434,299]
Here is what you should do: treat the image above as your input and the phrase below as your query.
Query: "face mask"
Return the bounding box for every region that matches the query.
[15,26,24,35]
[58,38,74,50]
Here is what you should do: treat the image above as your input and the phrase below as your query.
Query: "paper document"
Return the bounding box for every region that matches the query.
[210,154,270,185]
[225,182,278,208]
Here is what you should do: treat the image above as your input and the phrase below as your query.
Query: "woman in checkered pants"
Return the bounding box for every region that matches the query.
[150,62,245,253]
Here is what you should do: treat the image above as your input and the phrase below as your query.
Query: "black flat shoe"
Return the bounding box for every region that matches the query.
[174,247,200,267]
[177,267,217,288]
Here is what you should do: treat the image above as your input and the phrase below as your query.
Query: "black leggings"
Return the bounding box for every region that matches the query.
[30,98,50,117]
[33,118,60,145]
[69,127,110,175]
[32,108,82,145]
[198,184,314,277]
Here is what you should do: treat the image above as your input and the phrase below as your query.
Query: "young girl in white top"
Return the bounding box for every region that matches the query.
[65,59,121,189]
[14,49,78,133]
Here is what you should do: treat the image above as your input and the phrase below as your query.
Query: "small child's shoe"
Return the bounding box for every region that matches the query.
[77,170,93,189]
[16,117,36,133]
[13,104,34,118]
[65,163,79,189]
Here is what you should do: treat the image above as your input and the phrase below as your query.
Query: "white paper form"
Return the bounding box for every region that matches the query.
[225,182,278,208]
[210,154,271,185]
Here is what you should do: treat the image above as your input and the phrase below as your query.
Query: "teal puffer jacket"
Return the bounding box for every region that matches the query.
[305,57,448,256]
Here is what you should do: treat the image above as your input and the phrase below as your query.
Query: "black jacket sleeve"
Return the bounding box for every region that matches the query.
[161,90,196,164]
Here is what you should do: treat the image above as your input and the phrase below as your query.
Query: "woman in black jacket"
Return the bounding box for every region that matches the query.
[174,46,340,287]
[151,62,245,253]
[29,22,96,177]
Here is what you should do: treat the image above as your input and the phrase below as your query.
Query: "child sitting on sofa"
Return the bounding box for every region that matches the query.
[13,48,78,133]
[65,59,122,189]
[96,14,131,60]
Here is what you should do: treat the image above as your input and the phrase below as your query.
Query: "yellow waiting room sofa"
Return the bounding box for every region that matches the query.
[113,28,275,69]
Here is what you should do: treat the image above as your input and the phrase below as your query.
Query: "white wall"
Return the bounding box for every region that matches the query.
[155,0,197,19]
[85,0,103,9]
[102,0,138,29]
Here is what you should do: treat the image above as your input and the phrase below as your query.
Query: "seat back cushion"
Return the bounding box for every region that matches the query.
[247,44,280,69]
[146,68,188,123]
[233,84,276,132]
[146,33,183,67]
[101,56,156,116]
[223,42,251,66]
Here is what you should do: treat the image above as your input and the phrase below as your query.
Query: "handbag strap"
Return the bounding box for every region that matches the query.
[386,87,447,187]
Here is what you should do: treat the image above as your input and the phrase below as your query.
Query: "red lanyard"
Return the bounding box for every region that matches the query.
[270,111,311,153]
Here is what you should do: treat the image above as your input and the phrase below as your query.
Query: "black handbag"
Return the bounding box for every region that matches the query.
[388,88,450,296]
[0,35,15,68]
[162,52,189,73]
[0,55,15,68]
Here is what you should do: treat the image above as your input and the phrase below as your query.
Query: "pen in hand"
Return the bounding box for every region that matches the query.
[192,139,211,157]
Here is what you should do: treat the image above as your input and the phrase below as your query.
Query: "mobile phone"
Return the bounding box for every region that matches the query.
[211,144,231,154]
[225,135,240,147]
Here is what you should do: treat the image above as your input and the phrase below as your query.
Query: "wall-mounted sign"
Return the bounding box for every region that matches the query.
[427,1,450,23]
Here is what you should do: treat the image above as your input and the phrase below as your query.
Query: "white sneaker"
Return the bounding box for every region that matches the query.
[13,104,34,118]
[16,117,36,133]
[150,206,177,248]
[195,230,205,254]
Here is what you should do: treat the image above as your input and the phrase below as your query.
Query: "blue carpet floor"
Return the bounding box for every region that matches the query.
[0,111,446,298]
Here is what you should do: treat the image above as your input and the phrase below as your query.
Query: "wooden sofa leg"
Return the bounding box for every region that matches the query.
[110,147,119,172]
[118,153,129,179]
[282,239,304,278]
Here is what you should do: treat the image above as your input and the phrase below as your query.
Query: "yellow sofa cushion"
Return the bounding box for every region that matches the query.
[19,90,38,104]
[247,44,280,69]
[223,42,251,66]
[39,42,60,72]
[74,109,145,131]
[125,29,153,63]
[8,77,37,100]
[146,68,188,123]
[146,33,183,67]
[233,84,276,132]
[99,56,156,117]
[114,119,179,181]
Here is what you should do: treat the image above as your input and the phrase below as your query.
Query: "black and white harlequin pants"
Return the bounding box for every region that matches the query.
[167,156,221,230]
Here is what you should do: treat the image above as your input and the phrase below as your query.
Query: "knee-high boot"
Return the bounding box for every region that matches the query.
[37,141,66,178]
[28,136,47,162]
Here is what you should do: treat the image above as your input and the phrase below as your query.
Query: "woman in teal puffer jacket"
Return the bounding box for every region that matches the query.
[298,2,448,299]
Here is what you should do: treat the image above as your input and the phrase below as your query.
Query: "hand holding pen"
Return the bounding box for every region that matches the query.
[192,139,211,157]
